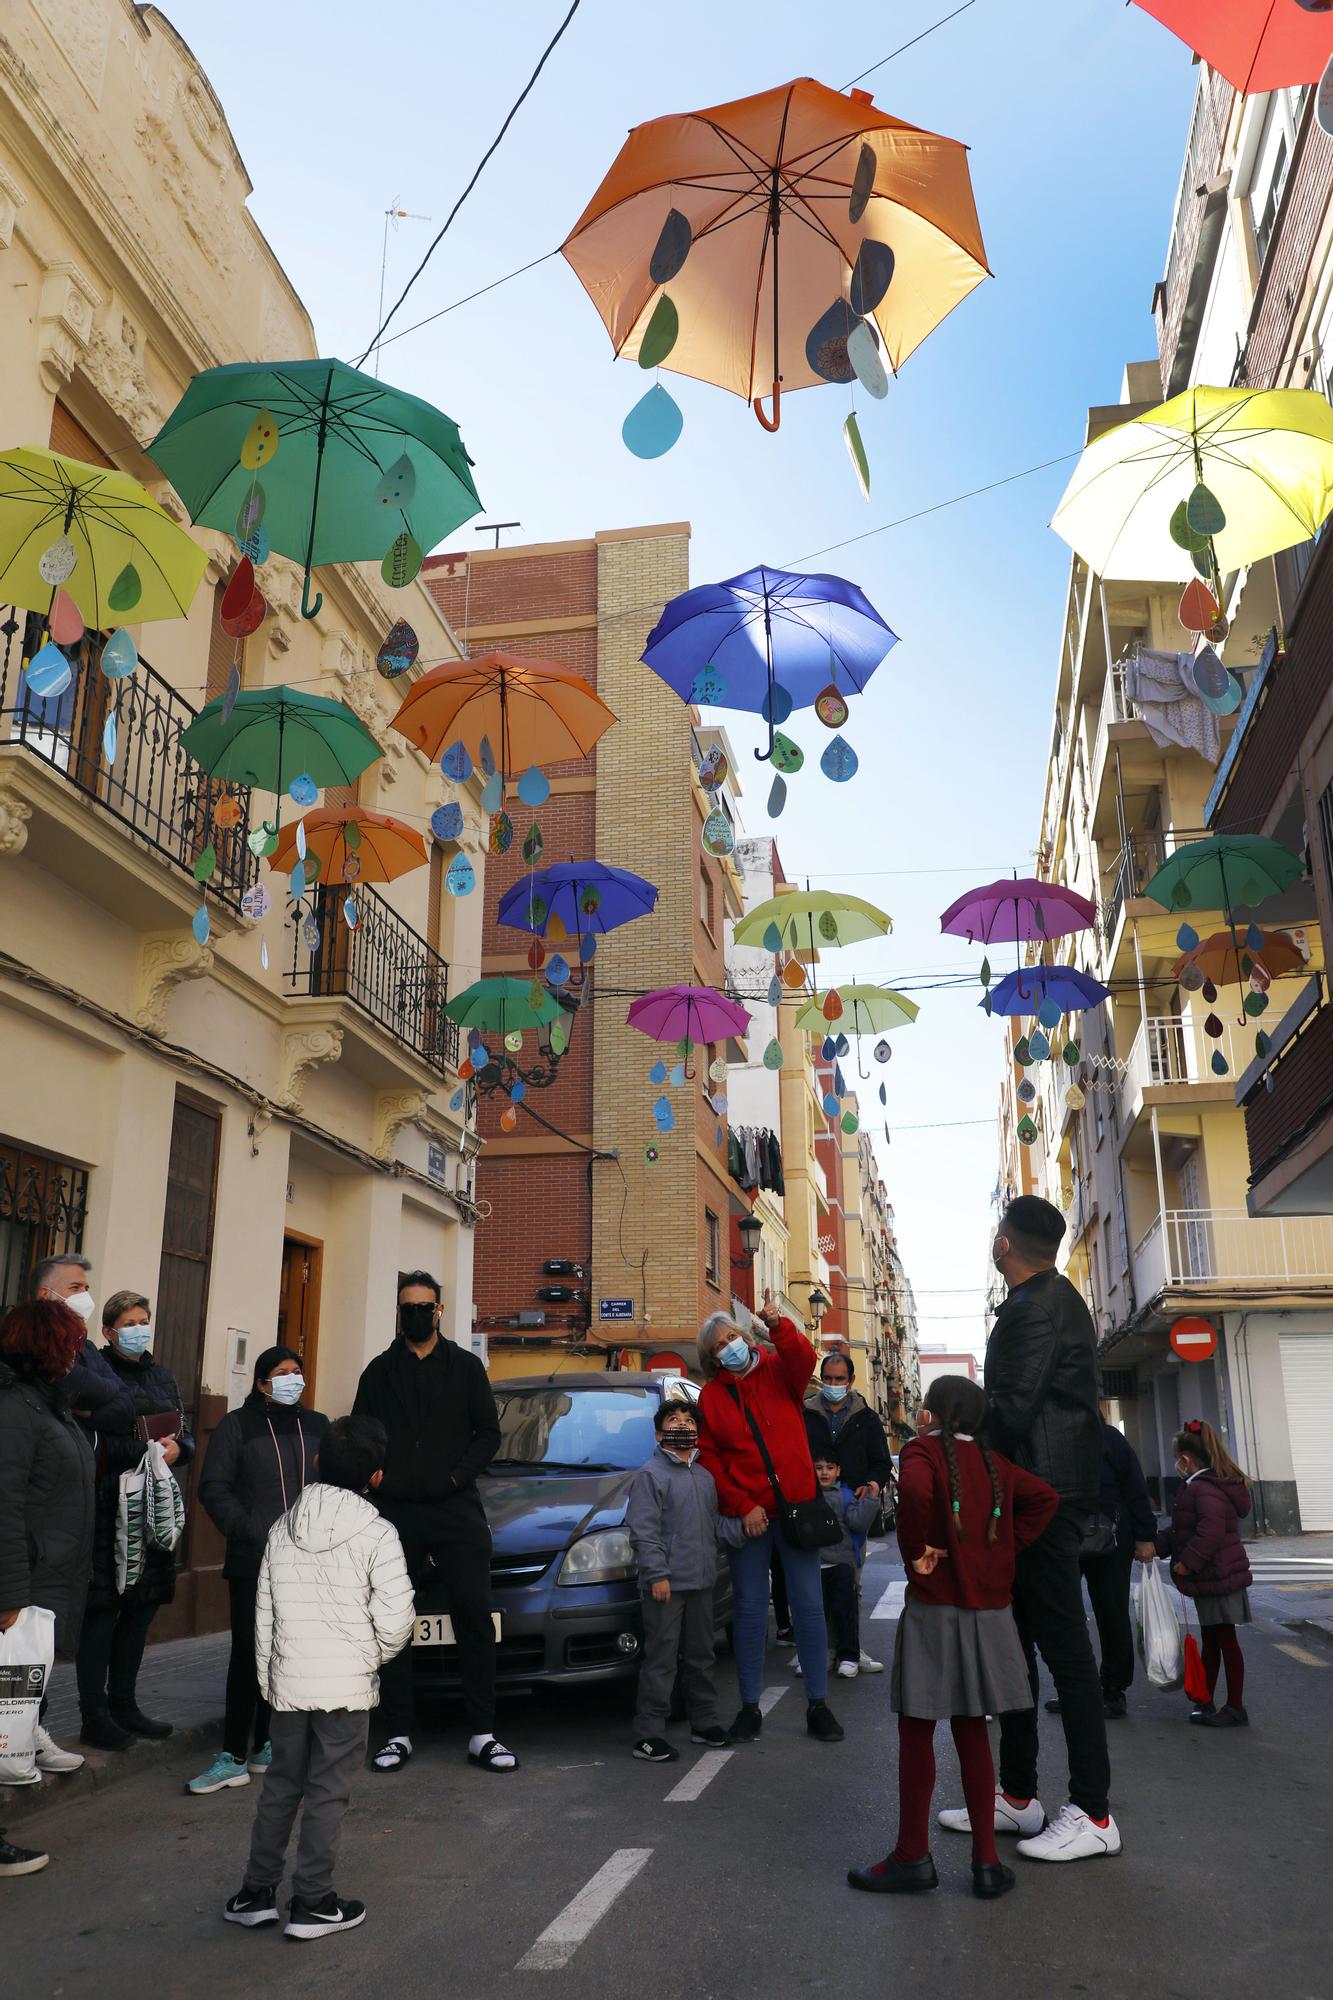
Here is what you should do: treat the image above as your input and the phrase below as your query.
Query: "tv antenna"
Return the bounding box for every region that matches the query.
[373,202,431,376]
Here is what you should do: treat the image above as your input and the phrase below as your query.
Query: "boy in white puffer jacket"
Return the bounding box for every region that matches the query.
[223,1415,414,1942]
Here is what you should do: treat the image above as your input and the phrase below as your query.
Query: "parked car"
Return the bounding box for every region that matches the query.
[410,1371,733,1696]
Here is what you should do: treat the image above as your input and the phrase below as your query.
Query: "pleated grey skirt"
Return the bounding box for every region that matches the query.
[1194,1588,1252,1628]
[891,1596,1034,1719]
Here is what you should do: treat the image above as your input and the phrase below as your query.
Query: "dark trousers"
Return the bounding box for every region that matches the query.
[246,1709,369,1903]
[770,1545,791,1633]
[633,1588,719,1738]
[75,1597,159,1716]
[821,1564,859,1662]
[377,1538,495,1740]
[999,1504,1111,1820]
[1082,1538,1136,1699]
[224,1576,271,1763]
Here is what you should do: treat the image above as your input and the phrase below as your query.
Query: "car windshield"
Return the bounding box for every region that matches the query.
[490,1386,659,1471]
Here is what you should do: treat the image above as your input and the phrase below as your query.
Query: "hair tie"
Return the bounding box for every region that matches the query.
[952,1499,960,1512]
[992,1506,1001,1518]
[1186,1419,1202,1433]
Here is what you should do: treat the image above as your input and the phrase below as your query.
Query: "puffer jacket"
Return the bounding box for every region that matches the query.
[198,1392,329,1580]
[0,1360,95,1652]
[1156,1470,1253,1599]
[984,1269,1101,1504]
[699,1317,819,1518]
[88,1345,196,1608]
[626,1447,720,1591]
[255,1483,416,1713]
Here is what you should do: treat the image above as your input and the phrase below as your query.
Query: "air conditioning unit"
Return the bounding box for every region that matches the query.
[542,1260,585,1278]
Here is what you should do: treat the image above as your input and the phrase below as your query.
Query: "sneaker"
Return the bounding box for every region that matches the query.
[836,1659,859,1679]
[247,1742,272,1775]
[938,1787,1046,1838]
[78,1713,131,1753]
[728,1703,763,1744]
[284,1891,366,1941]
[187,1751,250,1796]
[775,1626,795,1645]
[110,1705,172,1740]
[1102,1694,1127,1720]
[790,1658,804,1675]
[1192,1704,1248,1729]
[857,1649,884,1675]
[224,1882,280,1927]
[34,1726,84,1773]
[689,1725,730,1748]
[806,1701,845,1743]
[1016,1802,1121,1862]
[632,1737,678,1762]
[0,1832,49,1876]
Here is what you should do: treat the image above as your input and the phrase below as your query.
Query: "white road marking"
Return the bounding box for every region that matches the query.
[517,1849,653,1971]
[665,1749,734,1802]
[871,1580,906,1620]
[758,1684,788,1715]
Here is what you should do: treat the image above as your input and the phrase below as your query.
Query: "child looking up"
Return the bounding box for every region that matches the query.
[1157,1419,1253,1729]
[812,1453,881,1679]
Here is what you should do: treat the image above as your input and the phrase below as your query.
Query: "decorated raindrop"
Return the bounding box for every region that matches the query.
[522,823,545,865]
[431,802,464,842]
[547,955,571,986]
[382,531,422,588]
[874,1040,891,1064]
[820,735,858,782]
[192,905,210,946]
[26,641,72,701]
[762,1038,783,1070]
[440,741,473,782]
[489,811,513,856]
[445,854,476,896]
[108,564,141,613]
[100,628,138,680]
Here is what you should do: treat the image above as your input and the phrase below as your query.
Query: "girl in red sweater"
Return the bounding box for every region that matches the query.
[848,1376,1058,1902]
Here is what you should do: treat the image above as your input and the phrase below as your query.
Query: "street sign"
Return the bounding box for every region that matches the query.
[599,1297,634,1322]
[1170,1315,1217,1363]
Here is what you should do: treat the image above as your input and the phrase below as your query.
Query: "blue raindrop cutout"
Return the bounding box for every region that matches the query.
[649,1061,667,1085]
[822,1091,841,1117]
[762,922,783,953]
[767,975,782,1006]
[289,773,318,806]
[1244,922,1264,951]
[441,741,473,782]
[653,1096,677,1131]
[820,735,858,782]
[1176,922,1199,952]
[822,1036,837,1060]
[669,1063,686,1087]
[835,1034,850,1058]
[1037,998,1062,1030]
[623,383,683,459]
[480,771,502,814]
[191,905,210,946]
[290,860,306,902]
[510,1079,527,1103]
[431,802,464,842]
[446,854,476,896]
[767,773,787,818]
[517,765,549,807]
[102,710,117,765]
[579,933,597,963]
[1028,1030,1051,1060]
[26,642,72,701]
[761,682,794,726]
[689,667,726,705]
[547,954,571,986]
[449,1088,465,1112]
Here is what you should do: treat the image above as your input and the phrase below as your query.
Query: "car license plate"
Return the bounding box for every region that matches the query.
[411,1613,502,1646]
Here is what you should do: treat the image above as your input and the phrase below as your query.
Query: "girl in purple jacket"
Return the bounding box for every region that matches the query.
[1157,1420,1253,1729]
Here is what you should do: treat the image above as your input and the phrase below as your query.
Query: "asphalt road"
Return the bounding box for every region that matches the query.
[7,1543,1332,2000]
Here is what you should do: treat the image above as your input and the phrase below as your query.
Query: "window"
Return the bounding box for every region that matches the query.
[1248,93,1297,270]
[705,1208,721,1286]
[0,1137,89,1311]
[699,862,714,935]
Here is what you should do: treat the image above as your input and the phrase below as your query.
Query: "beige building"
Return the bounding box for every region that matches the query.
[0,1,483,1633]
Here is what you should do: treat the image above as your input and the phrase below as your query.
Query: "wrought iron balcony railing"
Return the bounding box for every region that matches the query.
[286,882,460,1074]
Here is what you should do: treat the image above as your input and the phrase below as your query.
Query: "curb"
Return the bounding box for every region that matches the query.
[0,1714,224,1832]
[1294,1616,1333,1653]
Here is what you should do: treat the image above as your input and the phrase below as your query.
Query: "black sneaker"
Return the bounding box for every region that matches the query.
[728,1702,763,1743]
[632,1736,678,1762]
[78,1712,132,1752]
[1102,1694,1128,1720]
[223,1883,280,1927]
[0,1832,49,1877]
[284,1892,366,1941]
[806,1701,845,1743]
[111,1705,173,1739]
[690,1725,730,1748]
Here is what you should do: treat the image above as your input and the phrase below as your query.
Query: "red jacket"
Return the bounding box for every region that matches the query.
[896,1433,1059,1611]
[1156,1470,1253,1598]
[698,1318,818,1518]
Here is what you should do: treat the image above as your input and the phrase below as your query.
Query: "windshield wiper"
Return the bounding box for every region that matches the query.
[487,1459,618,1474]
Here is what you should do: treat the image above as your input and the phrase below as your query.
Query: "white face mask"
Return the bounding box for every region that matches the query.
[115,1323,153,1358]
[268,1373,305,1406]
[65,1289,96,1323]
[718,1335,752,1373]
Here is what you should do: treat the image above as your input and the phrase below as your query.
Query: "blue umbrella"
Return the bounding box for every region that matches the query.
[983,965,1111,1016]
[497,860,659,955]
[641,564,897,761]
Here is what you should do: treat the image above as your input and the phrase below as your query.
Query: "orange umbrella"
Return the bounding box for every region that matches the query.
[1175,928,1305,988]
[562,76,989,429]
[268,805,426,884]
[390,652,617,780]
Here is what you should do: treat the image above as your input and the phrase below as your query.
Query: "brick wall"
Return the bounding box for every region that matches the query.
[1244,96,1333,389]
[1154,70,1234,391]
[475,1151,591,1329]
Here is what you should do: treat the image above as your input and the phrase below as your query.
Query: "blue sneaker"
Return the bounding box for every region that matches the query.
[187,1751,250,1796]
[247,1741,272,1776]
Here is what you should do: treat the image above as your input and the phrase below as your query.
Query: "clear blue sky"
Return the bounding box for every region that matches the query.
[170,0,1197,1352]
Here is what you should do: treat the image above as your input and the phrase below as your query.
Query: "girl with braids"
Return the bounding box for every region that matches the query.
[848,1376,1058,1902]
[1155,1419,1253,1729]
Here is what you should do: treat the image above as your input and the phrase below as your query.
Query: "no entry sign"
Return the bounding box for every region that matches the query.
[1170,1316,1217,1363]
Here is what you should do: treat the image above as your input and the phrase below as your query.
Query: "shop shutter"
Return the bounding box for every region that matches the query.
[49,400,114,467]
[1279,1333,1333,1530]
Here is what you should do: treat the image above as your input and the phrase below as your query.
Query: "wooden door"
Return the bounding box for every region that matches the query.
[278,1232,323,1402]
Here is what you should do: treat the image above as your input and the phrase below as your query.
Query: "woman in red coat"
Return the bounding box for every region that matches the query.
[698,1291,844,1747]
[1156,1419,1253,1729]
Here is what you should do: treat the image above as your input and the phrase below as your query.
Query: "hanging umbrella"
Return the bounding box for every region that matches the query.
[939,878,1096,944]
[148,358,481,620]
[734,888,891,952]
[627,985,752,1076]
[0,447,207,625]
[268,805,425,884]
[497,861,658,953]
[1051,386,1333,584]
[180,687,382,814]
[444,976,562,1036]
[984,965,1111,1015]
[1142,833,1305,914]
[794,984,918,1033]
[563,75,989,430]
[642,564,896,758]
[1129,2,1333,95]
[1174,927,1305,988]
[390,653,617,786]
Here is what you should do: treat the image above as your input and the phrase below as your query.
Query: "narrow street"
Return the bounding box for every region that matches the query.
[9,1546,1331,2000]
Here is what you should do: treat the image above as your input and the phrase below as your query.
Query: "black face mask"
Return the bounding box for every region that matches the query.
[398,1302,437,1343]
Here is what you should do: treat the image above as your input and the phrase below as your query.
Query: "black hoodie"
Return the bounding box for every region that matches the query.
[198,1391,329,1580]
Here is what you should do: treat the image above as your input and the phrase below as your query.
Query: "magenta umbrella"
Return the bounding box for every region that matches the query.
[939,877,1096,946]
[627,984,752,1079]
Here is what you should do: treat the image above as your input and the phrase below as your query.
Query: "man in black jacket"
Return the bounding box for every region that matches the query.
[33,1256,137,1438]
[353,1272,516,1775]
[1046,1409,1158,1721]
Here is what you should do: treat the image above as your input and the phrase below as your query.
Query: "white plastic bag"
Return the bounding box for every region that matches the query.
[1136,1559,1183,1689]
[116,1440,184,1592]
[0,1605,55,1786]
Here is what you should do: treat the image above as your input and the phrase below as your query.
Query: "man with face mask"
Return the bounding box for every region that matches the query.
[33,1257,138,1439]
[353,1272,513,1776]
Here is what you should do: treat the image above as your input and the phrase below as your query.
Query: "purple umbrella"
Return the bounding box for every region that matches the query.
[627,984,752,1079]
[940,877,1097,945]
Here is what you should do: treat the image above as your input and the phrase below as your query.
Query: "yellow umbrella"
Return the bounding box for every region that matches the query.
[0,447,207,624]
[794,984,918,1034]
[1050,386,1333,582]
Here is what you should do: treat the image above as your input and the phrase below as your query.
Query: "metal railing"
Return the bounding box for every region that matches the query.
[1120,1015,1245,1118]
[1133,1207,1333,1294]
[0,607,255,906]
[1101,832,1168,947]
[286,883,460,1074]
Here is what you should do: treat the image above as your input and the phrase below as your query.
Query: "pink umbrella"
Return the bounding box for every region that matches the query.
[627,984,752,1078]
[939,877,1096,946]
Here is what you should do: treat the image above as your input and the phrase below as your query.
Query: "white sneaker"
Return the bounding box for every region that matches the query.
[35,1727,84,1774]
[791,1658,803,1675]
[836,1659,859,1679]
[857,1650,884,1675]
[1016,1802,1121,1862]
[938,1786,1046,1837]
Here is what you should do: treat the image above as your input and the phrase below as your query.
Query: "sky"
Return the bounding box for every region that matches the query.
[167,0,1198,1355]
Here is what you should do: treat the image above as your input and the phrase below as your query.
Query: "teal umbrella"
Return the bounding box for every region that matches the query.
[444,977,562,1034]
[1142,834,1304,915]
[180,686,382,805]
[148,359,482,619]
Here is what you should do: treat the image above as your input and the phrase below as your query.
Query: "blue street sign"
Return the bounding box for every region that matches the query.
[598,1298,634,1321]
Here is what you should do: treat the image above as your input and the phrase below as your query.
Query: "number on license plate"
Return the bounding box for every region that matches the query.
[411,1613,502,1646]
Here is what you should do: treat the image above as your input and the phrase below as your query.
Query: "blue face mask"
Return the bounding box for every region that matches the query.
[115,1324,152,1358]
[822,1382,849,1404]
[718,1335,751,1373]
[268,1373,304,1406]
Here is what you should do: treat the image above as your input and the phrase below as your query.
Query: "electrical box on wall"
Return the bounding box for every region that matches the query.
[542,1260,584,1277]
[537,1285,580,1303]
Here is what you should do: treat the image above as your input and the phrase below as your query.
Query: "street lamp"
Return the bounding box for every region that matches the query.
[807,1284,830,1331]
[737,1210,763,1262]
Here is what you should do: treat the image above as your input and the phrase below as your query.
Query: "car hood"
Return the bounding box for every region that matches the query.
[480,1467,637,1554]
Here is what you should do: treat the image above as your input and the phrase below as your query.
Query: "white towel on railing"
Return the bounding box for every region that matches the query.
[1122,647,1222,765]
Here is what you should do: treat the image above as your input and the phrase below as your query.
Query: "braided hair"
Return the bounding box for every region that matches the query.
[925,1375,1004,1545]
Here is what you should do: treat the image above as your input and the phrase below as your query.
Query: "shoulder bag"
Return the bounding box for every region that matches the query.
[726,1385,841,1552]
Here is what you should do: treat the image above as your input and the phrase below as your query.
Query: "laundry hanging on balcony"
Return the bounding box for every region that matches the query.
[1122,645,1222,765]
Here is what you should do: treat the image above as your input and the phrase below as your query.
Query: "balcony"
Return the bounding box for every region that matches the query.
[1119,1014,1245,1126]
[1,607,255,922]
[1239,978,1333,1216]
[286,883,460,1077]
[1132,1205,1333,1299]
[1101,831,1168,950]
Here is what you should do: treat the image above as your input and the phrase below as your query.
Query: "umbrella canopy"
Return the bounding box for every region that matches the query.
[1051,386,1333,582]
[1174,927,1305,988]
[940,878,1096,945]
[497,861,658,941]
[180,686,382,797]
[267,805,425,884]
[734,888,892,952]
[984,965,1111,1016]
[563,75,989,427]
[148,358,481,620]
[794,984,918,1034]
[1129,1,1333,96]
[627,984,751,1046]
[0,447,207,626]
[444,976,562,1035]
[390,653,617,783]
[1143,834,1305,915]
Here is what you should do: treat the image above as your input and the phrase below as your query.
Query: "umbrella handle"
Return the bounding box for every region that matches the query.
[301,570,324,621]
[753,381,782,432]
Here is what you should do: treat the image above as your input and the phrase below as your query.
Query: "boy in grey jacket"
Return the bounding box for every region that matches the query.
[625,1401,732,1762]
[814,1453,881,1678]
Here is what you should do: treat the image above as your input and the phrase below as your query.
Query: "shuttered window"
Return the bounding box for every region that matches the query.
[204,581,246,703]
[49,400,114,467]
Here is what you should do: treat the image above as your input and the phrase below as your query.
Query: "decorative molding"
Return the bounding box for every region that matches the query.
[278,1025,343,1110]
[372,1089,431,1162]
[84,313,163,441]
[136,932,215,1034]
[0,164,25,251]
[327,636,407,780]
[0,786,33,856]
[37,258,103,394]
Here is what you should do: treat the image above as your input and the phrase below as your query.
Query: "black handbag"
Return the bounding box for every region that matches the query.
[1076,1508,1116,1559]
[726,1386,842,1552]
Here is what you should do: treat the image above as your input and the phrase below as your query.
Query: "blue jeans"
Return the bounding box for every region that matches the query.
[728,1527,828,1702]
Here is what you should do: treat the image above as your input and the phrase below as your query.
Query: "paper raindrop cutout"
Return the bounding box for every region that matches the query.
[376,619,419,679]
[702,808,734,857]
[522,823,545,866]
[805,299,858,384]
[771,732,804,774]
[849,240,895,317]
[762,1038,783,1070]
[843,412,870,502]
[874,1039,891,1063]
[815,683,849,729]
[108,564,141,614]
[26,643,71,701]
[241,883,271,921]
[767,773,787,819]
[689,666,727,705]
[445,854,476,897]
[849,143,876,222]
[102,710,117,765]
[517,765,550,807]
[481,771,503,815]
[431,802,464,843]
[761,682,794,726]
[100,628,137,680]
[441,741,473,782]
[846,320,888,399]
[623,384,683,459]
[639,294,679,369]
[50,590,83,645]
[38,536,77,585]
[820,735,858,782]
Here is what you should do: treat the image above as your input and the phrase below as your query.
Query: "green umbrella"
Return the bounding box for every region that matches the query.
[1142,834,1305,915]
[445,977,562,1035]
[148,358,482,620]
[180,686,382,803]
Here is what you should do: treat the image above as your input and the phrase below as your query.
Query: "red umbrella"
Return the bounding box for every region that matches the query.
[1130,1,1333,96]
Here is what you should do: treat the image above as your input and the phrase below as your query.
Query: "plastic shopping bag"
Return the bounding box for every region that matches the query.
[0,1606,55,1786]
[116,1441,184,1591]
[1136,1560,1184,1690]
[142,1438,184,1554]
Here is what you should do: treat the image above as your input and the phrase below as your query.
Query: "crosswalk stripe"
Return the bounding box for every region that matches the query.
[758,1684,788,1715]
[871,1579,906,1620]
[517,1849,653,1971]
[665,1750,733,1802]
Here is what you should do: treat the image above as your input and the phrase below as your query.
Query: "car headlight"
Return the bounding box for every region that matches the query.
[557,1529,637,1586]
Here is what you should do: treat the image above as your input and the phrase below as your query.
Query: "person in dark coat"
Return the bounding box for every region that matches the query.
[190,1345,328,1796]
[74,1290,195,1750]
[353,1271,515,1775]
[33,1254,139,1440]
[804,1348,894,1675]
[1045,1410,1158,1722]
[1157,1419,1254,1729]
